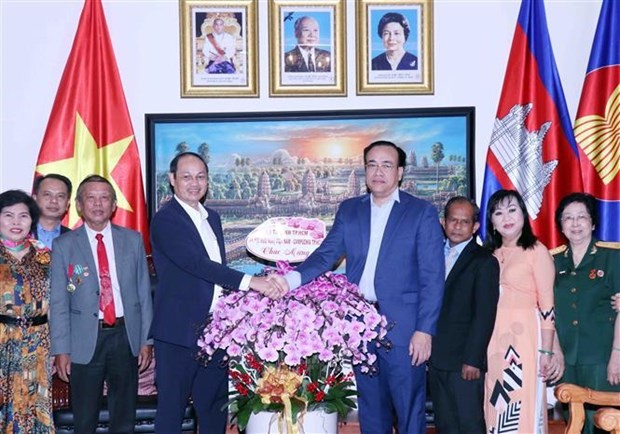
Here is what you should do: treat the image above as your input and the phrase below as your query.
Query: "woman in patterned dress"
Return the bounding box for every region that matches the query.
[0,190,54,433]
[482,190,561,434]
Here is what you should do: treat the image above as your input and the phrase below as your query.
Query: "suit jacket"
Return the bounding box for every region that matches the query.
[50,224,153,364]
[284,46,331,72]
[429,239,499,372]
[371,51,418,71]
[150,198,245,348]
[296,191,445,346]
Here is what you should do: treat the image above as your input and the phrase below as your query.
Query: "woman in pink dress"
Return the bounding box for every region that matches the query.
[482,190,562,433]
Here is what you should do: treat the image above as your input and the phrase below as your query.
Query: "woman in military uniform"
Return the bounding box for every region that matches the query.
[551,192,620,434]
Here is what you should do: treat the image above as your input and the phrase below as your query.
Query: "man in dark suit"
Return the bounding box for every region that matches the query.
[150,152,285,434]
[50,174,153,433]
[428,196,499,434]
[284,16,331,72]
[282,140,445,434]
[32,173,72,247]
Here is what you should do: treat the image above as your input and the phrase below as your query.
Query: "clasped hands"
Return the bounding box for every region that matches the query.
[250,275,289,300]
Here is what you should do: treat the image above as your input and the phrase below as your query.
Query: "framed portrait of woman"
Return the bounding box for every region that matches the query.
[269,0,346,97]
[180,0,258,97]
[356,0,433,95]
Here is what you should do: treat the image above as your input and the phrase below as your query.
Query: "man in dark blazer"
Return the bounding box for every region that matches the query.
[284,16,331,72]
[283,141,445,434]
[32,173,72,247]
[428,196,499,434]
[150,152,284,434]
[50,175,153,433]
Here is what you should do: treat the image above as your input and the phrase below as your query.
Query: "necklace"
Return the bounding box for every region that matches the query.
[1,237,29,253]
[499,247,516,265]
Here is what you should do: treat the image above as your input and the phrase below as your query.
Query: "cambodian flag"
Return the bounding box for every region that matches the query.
[479,0,583,249]
[574,0,620,242]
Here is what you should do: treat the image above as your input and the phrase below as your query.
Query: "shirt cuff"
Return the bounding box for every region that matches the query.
[239,274,252,291]
[284,271,301,291]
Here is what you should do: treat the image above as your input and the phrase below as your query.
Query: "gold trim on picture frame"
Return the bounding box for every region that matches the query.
[269,0,346,97]
[180,0,258,97]
[356,0,434,95]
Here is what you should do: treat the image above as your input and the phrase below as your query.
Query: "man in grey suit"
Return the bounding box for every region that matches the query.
[50,174,153,433]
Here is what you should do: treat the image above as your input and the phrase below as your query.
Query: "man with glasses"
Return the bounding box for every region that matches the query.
[282,140,445,434]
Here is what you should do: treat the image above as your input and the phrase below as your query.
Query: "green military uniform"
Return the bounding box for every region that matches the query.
[553,239,620,434]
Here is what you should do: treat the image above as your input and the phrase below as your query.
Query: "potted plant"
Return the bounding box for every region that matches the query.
[198,262,390,433]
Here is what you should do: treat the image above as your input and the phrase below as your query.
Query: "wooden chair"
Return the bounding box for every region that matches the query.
[555,383,620,434]
[595,407,620,434]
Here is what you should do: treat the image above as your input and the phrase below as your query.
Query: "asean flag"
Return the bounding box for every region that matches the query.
[480,0,583,249]
[34,0,150,250]
[574,0,620,242]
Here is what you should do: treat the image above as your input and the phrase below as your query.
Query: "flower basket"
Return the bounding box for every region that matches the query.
[198,262,390,432]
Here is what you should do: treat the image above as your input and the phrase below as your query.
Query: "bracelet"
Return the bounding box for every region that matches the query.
[538,349,554,356]
[613,346,620,353]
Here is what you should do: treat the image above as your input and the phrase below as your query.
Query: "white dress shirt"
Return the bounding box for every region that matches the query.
[284,189,400,300]
[175,196,251,312]
[84,222,124,318]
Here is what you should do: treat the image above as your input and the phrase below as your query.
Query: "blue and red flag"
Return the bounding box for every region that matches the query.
[479,0,583,249]
[574,0,620,242]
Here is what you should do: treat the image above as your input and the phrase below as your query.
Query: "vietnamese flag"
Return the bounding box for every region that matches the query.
[34,0,149,250]
[574,0,620,242]
[479,0,583,249]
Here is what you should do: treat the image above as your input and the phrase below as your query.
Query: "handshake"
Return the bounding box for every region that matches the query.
[249,274,290,299]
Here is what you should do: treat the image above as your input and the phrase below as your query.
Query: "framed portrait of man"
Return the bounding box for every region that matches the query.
[356,0,434,95]
[269,0,346,97]
[180,0,258,97]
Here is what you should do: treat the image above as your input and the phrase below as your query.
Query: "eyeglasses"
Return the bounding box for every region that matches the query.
[365,162,396,171]
[560,214,591,224]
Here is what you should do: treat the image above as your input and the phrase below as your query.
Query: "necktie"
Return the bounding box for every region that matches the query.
[96,233,116,325]
[445,247,458,277]
[308,53,316,72]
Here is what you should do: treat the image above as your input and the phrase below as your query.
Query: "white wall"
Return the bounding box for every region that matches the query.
[0,0,602,203]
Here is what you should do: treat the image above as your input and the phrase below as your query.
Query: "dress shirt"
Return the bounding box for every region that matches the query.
[357,189,399,301]
[37,222,61,249]
[297,46,316,70]
[283,189,400,299]
[444,237,471,277]
[84,222,124,318]
[174,196,251,312]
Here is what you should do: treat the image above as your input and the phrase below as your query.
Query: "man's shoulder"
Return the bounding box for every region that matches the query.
[285,46,301,56]
[399,190,434,209]
[316,48,331,56]
[111,224,141,239]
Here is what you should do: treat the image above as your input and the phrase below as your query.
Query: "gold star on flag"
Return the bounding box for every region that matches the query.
[36,112,134,227]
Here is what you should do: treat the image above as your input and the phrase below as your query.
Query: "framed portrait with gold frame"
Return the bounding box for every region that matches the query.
[180,0,258,97]
[269,0,346,97]
[356,0,433,95]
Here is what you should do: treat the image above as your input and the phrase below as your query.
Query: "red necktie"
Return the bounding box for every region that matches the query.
[96,233,116,325]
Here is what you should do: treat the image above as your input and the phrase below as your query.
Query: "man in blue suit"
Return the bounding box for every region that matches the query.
[283,140,445,433]
[150,152,285,433]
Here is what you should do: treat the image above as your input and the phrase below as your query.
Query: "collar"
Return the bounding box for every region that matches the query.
[444,237,472,255]
[174,195,209,221]
[370,189,400,208]
[37,222,61,235]
[84,221,112,241]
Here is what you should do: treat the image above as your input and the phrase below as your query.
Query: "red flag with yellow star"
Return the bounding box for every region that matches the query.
[35,0,149,249]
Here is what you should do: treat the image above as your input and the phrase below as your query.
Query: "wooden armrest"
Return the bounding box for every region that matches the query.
[595,407,620,434]
[555,383,620,434]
